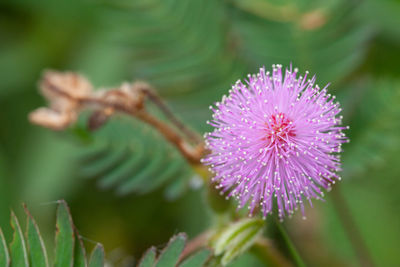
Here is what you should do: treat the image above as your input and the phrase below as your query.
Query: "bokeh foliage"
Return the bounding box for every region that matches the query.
[0,0,400,266]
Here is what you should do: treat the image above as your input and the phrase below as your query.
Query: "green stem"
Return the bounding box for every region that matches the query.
[250,238,292,267]
[274,218,306,267]
[331,186,374,267]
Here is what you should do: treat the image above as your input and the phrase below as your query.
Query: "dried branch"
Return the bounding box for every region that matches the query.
[29,70,205,164]
[139,84,202,144]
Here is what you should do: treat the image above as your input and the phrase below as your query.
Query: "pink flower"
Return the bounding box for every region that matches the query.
[202,65,349,219]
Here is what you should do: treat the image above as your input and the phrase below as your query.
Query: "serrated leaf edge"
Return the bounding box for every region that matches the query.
[23,204,49,267]
[10,211,29,267]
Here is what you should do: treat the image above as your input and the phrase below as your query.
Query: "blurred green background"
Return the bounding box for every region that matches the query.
[0,0,399,266]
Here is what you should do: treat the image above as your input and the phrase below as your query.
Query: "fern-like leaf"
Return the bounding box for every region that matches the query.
[77,116,194,199]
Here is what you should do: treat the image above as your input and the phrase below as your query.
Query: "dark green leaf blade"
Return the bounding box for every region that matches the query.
[24,205,49,267]
[10,212,29,267]
[0,228,10,267]
[137,247,156,267]
[54,200,75,267]
[88,243,105,267]
[179,249,210,267]
[155,233,186,267]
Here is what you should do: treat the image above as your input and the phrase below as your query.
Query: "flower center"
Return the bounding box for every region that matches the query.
[265,113,295,143]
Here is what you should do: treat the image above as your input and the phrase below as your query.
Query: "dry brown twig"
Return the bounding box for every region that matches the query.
[29,70,205,164]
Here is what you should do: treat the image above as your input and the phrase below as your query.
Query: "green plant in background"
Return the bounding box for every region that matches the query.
[1,0,400,266]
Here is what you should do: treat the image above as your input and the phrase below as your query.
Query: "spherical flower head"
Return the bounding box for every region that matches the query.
[202,65,349,220]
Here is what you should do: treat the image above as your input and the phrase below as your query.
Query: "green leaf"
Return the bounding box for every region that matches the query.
[80,146,128,178]
[138,160,186,195]
[0,228,10,267]
[10,212,29,267]
[73,231,88,267]
[54,200,75,267]
[179,249,210,267]
[89,244,105,267]
[137,247,156,267]
[116,145,166,195]
[24,205,49,267]
[155,233,186,267]
[138,233,210,267]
